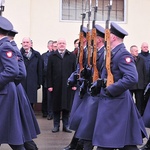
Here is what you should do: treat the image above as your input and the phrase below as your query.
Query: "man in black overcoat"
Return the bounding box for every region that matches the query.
[47,38,76,133]
[20,37,42,108]
[41,40,53,119]
[129,45,148,115]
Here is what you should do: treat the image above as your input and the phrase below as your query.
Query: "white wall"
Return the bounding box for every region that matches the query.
[125,0,150,50]
[4,0,150,52]
[3,0,150,102]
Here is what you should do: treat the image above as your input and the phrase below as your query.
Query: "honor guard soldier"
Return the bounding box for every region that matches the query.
[64,27,88,150]
[7,29,40,150]
[141,90,150,150]
[0,16,26,150]
[74,24,105,150]
[92,22,148,150]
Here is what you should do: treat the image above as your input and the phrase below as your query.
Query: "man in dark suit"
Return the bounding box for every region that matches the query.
[129,45,147,115]
[41,40,53,119]
[138,42,150,117]
[20,37,42,108]
[72,38,79,57]
[47,38,76,133]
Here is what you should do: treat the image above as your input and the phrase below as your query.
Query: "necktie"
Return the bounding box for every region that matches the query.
[24,51,28,57]
[60,52,63,58]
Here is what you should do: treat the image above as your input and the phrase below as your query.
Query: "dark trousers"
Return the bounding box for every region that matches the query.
[83,140,93,150]
[42,87,48,115]
[130,89,144,115]
[53,110,69,128]
[42,87,53,116]
[9,144,25,150]
[24,140,38,150]
[119,145,139,150]
[97,145,138,150]
[47,91,53,116]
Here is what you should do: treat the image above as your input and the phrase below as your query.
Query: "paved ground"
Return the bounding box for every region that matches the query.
[0,112,149,150]
[1,112,74,150]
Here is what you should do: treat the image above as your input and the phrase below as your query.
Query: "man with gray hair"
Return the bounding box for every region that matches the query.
[47,38,76,133]
[20,37,42,109]
[41,40,54,119]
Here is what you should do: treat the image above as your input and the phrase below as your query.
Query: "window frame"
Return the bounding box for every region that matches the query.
[59,0,127,23]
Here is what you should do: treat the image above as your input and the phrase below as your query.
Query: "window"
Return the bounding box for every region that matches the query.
[61,0,125,22]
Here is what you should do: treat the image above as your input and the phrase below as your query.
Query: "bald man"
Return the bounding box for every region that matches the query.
[20,37,42,109]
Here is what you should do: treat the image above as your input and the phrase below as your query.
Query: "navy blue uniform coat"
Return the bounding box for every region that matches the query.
[0,37,24,145]
[69,46,105,132]
[74,46,105,140]
[143,96,150,128]
[93,43,147,148]
[12,40,40,141]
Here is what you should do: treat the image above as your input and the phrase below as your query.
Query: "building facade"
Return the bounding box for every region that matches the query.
[3,0,150,102]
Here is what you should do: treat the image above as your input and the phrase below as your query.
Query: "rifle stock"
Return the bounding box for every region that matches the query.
[86,0,92,69]
[78,10,86,75]
[105,28,114,86]
[92,0,99,82]
[79,26,84,74]
[87,30,92,68]
[105,0,114,87]
[92,27,99,82]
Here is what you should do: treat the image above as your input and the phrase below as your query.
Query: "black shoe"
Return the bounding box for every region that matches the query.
[24,140,38,150]
[42,113,47,118]
[76,141,84,150]
[52,127,59,133]
[47,115,53,120]
[63,145,76,150]
[63,127,72,133]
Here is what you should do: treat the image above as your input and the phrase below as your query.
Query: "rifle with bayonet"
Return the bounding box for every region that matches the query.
[89,0,113,96]
[92,0,99,83]
[87,0,92,70]
[88,0,101,96]
[79,0,92,98]
[67,2,87,88]
[105,0,114,87]
[79,13,86,75]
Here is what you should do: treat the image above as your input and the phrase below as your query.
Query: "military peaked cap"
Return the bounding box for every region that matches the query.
[95,24,105,38]
[110,22,128,39]
[0,16,13,31]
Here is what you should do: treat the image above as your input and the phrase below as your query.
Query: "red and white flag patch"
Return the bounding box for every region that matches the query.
[125,57,131,63]
[6,51,13,58]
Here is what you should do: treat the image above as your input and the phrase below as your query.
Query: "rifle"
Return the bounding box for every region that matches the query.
[92,0,99,82]
[67,1,87,88]
[0,0,4,16]
[86,0,92,69]
[80,0,92,79]
[78,2,87,75]
[79,0,92,98]
[105,0,114,87]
